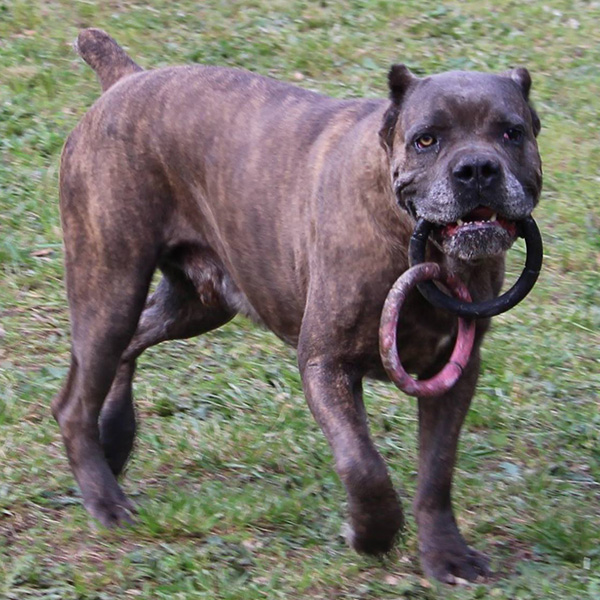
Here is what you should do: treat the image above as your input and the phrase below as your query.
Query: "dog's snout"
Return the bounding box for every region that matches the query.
[452,156,501,190]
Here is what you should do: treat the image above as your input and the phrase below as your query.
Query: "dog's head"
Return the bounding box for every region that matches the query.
[379,66,542,262]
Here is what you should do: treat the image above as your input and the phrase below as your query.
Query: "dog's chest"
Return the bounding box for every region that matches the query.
[394,306,458,377]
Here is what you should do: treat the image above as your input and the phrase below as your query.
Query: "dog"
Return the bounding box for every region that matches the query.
[52,28,542,584]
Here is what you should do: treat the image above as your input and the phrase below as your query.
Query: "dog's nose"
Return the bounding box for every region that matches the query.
[452,156,501,190]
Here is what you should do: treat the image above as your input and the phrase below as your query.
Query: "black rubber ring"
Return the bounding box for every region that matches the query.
[408,216,543,318]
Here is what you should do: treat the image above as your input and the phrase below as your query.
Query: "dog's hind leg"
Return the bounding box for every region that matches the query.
[52,237,158,527]
[52,146,177,526]
[99,248,236,477]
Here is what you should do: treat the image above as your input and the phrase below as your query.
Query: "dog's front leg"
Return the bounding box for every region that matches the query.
[414,349,490,583]
[298,352,404,554]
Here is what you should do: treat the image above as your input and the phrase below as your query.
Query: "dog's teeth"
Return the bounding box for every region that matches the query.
[490,213,498,222]
[457,219,464,226]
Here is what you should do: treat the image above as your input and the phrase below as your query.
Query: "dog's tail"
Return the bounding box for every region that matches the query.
[75,28,143,93]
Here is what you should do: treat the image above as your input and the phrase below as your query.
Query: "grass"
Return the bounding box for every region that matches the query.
[1,0,599,598]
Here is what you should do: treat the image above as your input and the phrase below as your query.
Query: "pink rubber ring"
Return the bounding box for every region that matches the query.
[379,263,476,398]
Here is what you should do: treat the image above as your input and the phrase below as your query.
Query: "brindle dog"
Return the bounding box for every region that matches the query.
[53,29,542,583]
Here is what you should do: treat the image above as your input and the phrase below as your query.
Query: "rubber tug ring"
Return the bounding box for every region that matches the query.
[379,263,476,398]
[408,216,543,318]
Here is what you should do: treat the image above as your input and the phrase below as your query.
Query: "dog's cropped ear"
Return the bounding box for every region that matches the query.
[379,64,418,155]
[505,67,532,100]
[388,64,417,104]
[503,67,541,137]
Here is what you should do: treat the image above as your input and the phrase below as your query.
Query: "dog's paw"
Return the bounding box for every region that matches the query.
[85,495,137,529]
[421,545,490,584]
[341,520,399,555]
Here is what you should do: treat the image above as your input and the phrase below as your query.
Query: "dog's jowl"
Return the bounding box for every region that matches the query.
[53,28,542,584]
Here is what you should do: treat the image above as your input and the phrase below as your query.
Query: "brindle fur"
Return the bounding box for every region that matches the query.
[53,29,542,584]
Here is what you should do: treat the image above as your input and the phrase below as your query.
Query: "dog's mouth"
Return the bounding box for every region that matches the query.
[432,206,520,261]
[439,206,517,239]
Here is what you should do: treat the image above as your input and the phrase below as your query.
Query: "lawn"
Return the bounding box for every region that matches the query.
[1,1,599,598]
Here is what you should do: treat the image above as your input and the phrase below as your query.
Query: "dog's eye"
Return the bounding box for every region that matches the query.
[503,127,524,144]
[414,134,437,151]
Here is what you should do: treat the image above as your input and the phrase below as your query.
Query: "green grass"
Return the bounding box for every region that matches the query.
[1,0,599,598]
